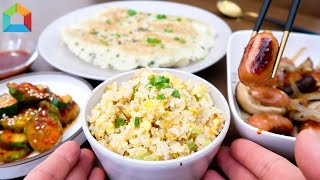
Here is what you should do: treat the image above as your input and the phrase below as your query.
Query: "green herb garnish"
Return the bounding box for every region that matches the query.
[164,29,174,33]
[100,40,109,46]
[148,61,155,66]
[187,141,196,151]
[113,33,121,38]
[128,9,137,16]
[146,37,162,46]
[134,117,140,127]
[176,17,181,21]
[147,75,170,90]
[156,14,167,19]
[174,37,186,44]
[156,93,165,100]
[115,118,126,128]
[105,20,111,24]
[172,90,180,98]
[145,84,153,90]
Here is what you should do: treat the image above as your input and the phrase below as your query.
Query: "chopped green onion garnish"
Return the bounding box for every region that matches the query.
[148,75,156,84]
[174,37,186,44]
[134,117,140,127]
[145,84,153,90]
[172,90,180,98]
[187,141,196,151]
[146,37,162,45]
[113,33,121,38]
[176,18,181,21]
[147,75,170,89]
[156,93,165,100]
[105,20,111,24]
[148,61,155,66]
[128,9,137,16]
[157,14,167,19]
[100,40,109,46]
[115,118,126,128]
[164,29,174,33]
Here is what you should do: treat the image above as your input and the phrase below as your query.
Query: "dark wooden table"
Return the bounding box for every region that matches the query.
[3,0,320,179]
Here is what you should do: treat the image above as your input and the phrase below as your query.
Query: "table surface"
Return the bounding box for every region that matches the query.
[2,0,320,178]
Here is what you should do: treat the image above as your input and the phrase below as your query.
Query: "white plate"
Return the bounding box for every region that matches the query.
[38,1,231,81]
[0,72,92,179]
[227,30,320,159]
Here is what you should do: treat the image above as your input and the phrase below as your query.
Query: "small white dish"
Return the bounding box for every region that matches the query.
[0,72,92,179]
[227,30,320,159]
[38,1,231,80]
[83,68,231,180]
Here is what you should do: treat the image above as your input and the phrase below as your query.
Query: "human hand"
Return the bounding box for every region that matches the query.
[203,129,320,180]
[25,141,105,180]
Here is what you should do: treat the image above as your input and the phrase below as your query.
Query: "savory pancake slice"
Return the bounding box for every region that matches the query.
[61,8,215,71]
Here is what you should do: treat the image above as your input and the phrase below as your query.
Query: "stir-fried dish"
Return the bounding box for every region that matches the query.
[88,69,225,160]
[0,82,79,163]
[237,56,320,136]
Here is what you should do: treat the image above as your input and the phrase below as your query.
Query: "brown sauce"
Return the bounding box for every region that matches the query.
[0,50,31,71]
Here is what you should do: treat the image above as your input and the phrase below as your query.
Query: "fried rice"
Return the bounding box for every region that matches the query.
[88,69,225,160]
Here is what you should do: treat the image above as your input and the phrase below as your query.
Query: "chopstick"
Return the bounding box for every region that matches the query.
[251,0,301,78]
[252,0,272,37]
[271,0,301,78]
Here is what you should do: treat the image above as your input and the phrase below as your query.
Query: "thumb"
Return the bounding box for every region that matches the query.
[295,128,320,180]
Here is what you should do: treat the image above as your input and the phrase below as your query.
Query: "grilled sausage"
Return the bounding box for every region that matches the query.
[238,31,279,87]
[247,113,293,135]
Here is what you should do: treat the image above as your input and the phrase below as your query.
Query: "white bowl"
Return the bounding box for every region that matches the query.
[227,30,320,160]
[83,68,230,180]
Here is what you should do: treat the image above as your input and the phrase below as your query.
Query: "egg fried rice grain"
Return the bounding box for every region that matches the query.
[88,69,225,160]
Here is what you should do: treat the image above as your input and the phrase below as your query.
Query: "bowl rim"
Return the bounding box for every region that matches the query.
[227,30,299,142]
[82,68,231,166]
[0,50,38,75]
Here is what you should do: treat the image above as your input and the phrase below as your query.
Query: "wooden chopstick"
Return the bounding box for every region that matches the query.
[271,0,301,78]
[251,0,272,37]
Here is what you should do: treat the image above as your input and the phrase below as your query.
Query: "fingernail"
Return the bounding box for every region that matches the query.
[308,128,320,140]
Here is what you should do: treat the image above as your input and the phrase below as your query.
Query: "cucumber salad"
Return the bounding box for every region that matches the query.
[0,82,79,164]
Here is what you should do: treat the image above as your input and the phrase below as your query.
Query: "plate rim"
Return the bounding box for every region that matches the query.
[0,71,93,168]
[38,0,231,80]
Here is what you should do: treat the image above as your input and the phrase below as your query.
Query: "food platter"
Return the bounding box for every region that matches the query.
[0,72,92,179]
[38,1,231,81]
[227,30,320,159]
